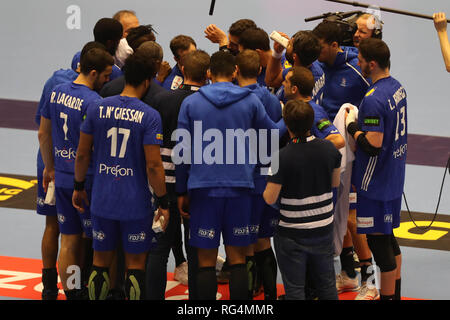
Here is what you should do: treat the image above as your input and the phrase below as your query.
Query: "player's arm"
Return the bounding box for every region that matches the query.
[204,24,228,48]
[38,116,54,192]
[263,182,282,205]
[331,167,341,188]
[326,133,345,150]
[434,12,450,72]
[345,108,383,156]
[72,131,93,213]
[144,144,169,231]
[265,32,289,88]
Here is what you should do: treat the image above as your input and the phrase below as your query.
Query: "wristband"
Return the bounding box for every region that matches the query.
[74,179,85,191]
[347,122,359,138]
[155,194,170,210]
[272,50,283,59]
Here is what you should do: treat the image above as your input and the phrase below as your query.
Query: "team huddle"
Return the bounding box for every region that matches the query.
[36,9,408,301]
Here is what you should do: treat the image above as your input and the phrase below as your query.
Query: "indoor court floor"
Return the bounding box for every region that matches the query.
[0,98,449,300]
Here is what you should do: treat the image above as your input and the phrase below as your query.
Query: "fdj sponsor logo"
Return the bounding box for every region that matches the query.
[128,232,146,243]
[54,147,76,160]
[198,228,215,239]
[99,164,134,177]
[233,227,249,236]
[172,121,280,175]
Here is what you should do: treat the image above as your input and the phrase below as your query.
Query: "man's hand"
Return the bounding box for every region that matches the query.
[42,167,55,193]
[177,195,190,219]
[72,190,89,213]
[156,61,172,83]
[273,31,290,54]
[434,12,448,33]
[345,106,357,129]
[204,24,228,47]
[154,207,170,232]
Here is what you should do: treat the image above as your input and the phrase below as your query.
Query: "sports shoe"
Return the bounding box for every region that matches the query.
[174,261,188,285]
[354,283,380,300]
[336,271,360,293]
[42,288,59,300]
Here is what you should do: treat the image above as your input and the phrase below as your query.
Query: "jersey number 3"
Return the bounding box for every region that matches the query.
[107,127,130,158]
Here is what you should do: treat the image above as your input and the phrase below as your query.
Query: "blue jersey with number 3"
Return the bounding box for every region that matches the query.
[353,76,407,201]
[41,82,101,188]
[80,95,163,221]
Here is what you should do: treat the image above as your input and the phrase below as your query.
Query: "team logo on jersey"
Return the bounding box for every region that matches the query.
[171,76,184,90]
[233,227,250,236]
[364,117,380,127]
[198,228,215,239]
[128,232,146,243]
[156,134,163,141]
[340,78,347,87]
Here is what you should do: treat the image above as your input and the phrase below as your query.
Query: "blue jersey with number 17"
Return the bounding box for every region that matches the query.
[80,95,163,221]
[353,76,407,201]
[41,82,101,188]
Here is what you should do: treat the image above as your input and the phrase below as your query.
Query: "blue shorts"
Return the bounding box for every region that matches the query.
[91,215,156,254]
[251,195,279,241]
[56,187,92,237]
[36,169,57,216]
[188,188,252,249]
[356,194,401,234]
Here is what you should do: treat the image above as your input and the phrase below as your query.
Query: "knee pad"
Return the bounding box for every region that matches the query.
[125,269,145,300]
[366,235,397,273]
[88,266,110,300]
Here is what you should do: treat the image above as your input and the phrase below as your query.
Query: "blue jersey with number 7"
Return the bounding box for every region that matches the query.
[80,95,163,221]
[353,76,407,201]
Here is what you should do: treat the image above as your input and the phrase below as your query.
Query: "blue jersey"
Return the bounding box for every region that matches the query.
[277,61,324,105]
[162,64,184,90]
[80,95,163,221]
[353,77,407,201]
[41,82,101,188]
[71,51,122,81]
[309,101,340,140]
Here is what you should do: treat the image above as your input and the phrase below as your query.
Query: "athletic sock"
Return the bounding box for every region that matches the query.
[81,238,93,287]
[359,258,373,284]
[255,248,278,300]
[197,267,217,300]
[395,278,401,300]
[229,264,248,300]
[246,256,256,300]
[381,294,395,300]
[42,268,58,291]
[64,289,79,300]
[88,266,110,300]
[125,269,146,300]
[340,247,357,278]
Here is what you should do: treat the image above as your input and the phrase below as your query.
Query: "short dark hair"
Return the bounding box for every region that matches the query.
[112,10,136,21]
[182,50,210,83]
[80,48,114,75]
[228,19,257,37]
[359,38,391,69]
[282,100,314,137]
[126,25,156,51]
[80,41,107,61]
[291,31,321,67]
[236,50,260,79]
[313,21,342,46]
[238,27,270,51]
[288,67,315,97]
[93,18,123,44]
[123,51,156,87]
[210,51,236,78]
[169,35,196,59]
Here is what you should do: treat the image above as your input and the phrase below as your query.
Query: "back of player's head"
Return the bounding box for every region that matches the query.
[135,41,163,62]
[80,41,107,61]
[126,25,156,51]
[209,51,236,78]
[123,50,156,87]
[359,38,390,69]
[313,21,342,46]
[236,49,260,79]
[112,10,137,22]
[288,67,315,97]
[93,18,123,44]
[181,50,211,83]
[80,48,114,75]
[238,27,270,51]
[228,19,257,37]
[291,31,321,67]
[170,35,197,59]
[282,100,314,137]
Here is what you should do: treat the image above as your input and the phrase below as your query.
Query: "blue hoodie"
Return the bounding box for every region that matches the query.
[175,82,285,194]
[320,46,370,121]
[245,83,282,194]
